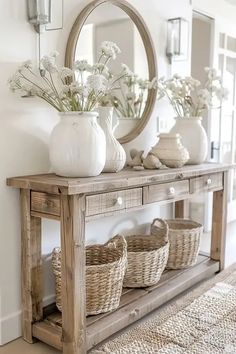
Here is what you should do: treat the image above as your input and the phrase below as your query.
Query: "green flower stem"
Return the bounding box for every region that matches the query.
[120,83,130,116]
[103,56,112,67]
[79,72,83,86]
[111,95,126,117]
[72,96,78,111]
[164,90,182,117]
[97,54,104,64]
[110,74,127,89]
[39,94,63,111]
[19,73,62,110]
[138,90,144,118]
[48,72,64,111]
[42,76,64,110]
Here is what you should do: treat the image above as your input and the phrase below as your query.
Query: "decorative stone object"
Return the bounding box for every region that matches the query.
[128,149,163,170]
[151,133,189,168]
[143,152,162,170]
[133,165,145,171]
[128,149,144,167]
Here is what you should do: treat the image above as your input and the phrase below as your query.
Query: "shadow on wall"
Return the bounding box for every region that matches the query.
[1,123,49,176]
[0,61,59,178]
[0,90,59,328]
[0,99,59,177]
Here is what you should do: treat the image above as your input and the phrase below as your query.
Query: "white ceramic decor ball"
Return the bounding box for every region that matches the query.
[49,111,106,177]
[170,117,208,164]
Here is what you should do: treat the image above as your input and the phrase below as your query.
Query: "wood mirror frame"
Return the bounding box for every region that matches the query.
[65,0,157,144]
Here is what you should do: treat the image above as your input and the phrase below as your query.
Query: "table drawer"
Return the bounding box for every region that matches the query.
[190,173,223,193]
[143,180,189,204]
[86,188,142,216]
[31,191,60,216]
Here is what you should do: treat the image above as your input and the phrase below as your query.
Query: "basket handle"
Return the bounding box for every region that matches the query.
[106,235,127,257]
[151,218,169,244]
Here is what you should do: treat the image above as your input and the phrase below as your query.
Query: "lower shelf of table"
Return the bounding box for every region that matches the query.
[32,254,219,351]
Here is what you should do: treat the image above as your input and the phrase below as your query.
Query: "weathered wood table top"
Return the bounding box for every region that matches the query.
[7,163,232,195]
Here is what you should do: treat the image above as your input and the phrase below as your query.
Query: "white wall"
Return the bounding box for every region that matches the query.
[191,14,213,133]
[0,0,195,345]
[193,0,236,25]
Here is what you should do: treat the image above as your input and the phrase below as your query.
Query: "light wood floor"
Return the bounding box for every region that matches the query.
[0,339,60,354]
[1,221,236,354]
[0,293,191,354]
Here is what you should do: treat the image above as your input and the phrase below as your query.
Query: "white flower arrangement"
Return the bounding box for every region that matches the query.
[102,69,154,119]
[155,68,228,118]
[8,41,129,112]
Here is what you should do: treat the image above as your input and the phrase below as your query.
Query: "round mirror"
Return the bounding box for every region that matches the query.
[65,0,157,144]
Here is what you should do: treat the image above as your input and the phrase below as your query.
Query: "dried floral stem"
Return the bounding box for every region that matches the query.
[156,69,228,118]
[8,42,130,113]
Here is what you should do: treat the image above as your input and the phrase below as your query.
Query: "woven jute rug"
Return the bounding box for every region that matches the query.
[92,263,236,354]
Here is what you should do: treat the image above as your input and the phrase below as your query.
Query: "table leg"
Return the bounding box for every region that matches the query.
[20,189,43,343]
[211,171,228,270]
[175,200,189,218]
[60,194,86,354]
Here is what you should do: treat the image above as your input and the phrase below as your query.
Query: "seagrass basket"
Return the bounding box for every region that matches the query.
[52,235,127,316]
[123,218,169,288]
[164,219,202,269]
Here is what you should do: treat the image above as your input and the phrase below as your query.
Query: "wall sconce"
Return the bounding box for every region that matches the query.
[27,0,51,33]
[166,17,189,64]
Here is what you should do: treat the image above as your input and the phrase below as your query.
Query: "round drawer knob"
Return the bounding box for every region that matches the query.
[168,187,175,196]
[115,196,123,206]
[206,178,212,186]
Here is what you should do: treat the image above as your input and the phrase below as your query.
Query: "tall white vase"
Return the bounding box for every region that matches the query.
[170,117,208,164]
[98,106,126,173]
[49,111,106,177]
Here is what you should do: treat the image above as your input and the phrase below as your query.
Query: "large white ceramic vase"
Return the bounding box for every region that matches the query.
[49,111,106,177]
[98,106,126,172]
[170,117,208,164]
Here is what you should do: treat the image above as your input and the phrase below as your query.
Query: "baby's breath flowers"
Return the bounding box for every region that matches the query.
[99,41,121,60]
[155,68,228,118]
[8,42,130,112]
[103,71,156,119]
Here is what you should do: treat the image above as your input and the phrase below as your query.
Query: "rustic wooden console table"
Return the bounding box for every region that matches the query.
[7,163,230,354]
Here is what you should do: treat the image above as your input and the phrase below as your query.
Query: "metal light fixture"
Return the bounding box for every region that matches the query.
[166,17,189,64]
[27,0,51,33]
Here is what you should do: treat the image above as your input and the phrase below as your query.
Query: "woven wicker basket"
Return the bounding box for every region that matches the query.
[52,235,127,316]
[164,219,202,269]
[123,218,169,288]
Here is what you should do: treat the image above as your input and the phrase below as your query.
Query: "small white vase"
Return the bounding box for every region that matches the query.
[49,111,106,177]
[170,117,208,165]
[98,106,126,173]
[151,133,189,168]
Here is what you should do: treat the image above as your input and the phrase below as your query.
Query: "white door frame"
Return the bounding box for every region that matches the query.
[209,17,236,222]
[191,9,215,232]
